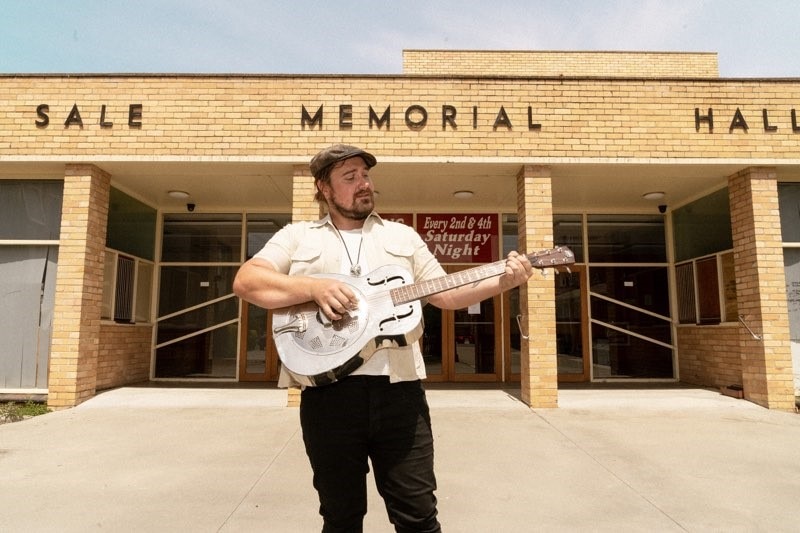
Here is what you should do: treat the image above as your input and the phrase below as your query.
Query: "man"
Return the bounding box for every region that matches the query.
[233,144,534,532]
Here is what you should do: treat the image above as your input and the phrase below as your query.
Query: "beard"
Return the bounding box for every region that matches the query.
[329,190,374,220]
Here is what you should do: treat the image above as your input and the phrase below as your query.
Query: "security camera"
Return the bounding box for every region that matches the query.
[187,203,196,212]
[658,204,667,214]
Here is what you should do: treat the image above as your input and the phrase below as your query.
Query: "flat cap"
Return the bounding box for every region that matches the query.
[309,144,377,179]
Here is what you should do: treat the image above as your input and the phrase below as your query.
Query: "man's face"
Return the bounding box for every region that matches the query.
[322,156,374,220]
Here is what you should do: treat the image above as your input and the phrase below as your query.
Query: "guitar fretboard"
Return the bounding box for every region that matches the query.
[389,247,573,305]
[390,261,506,305]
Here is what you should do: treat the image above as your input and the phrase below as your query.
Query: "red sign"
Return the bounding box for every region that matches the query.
[416,213,499,263]
[380,213,413,226]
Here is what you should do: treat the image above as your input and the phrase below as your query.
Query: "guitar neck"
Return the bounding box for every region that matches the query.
[390,261,505,305]
[389,248,570,305]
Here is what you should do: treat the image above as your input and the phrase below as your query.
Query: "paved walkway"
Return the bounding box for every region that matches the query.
[1,385,799,532]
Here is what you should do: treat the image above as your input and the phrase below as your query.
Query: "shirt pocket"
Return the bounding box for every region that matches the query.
[383,242,415,273]
[288,245,323,275]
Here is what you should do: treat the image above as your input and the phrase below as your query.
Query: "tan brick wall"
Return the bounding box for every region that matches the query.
[2,75,799,162]
[728,167,795,411]
[48,165,110,409]
[292,164,324,220]
[677,325,741,388]
[2,69,796,409]
[517,165,557,408]
[96,323,152,390]
[403,50,719,78]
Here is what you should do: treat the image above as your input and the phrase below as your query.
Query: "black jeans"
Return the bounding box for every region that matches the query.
[300,376,441,533]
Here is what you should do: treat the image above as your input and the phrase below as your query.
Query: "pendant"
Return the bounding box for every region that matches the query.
[350,264,362,277]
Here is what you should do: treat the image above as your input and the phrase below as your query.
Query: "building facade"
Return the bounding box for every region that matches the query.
[1,50,798,410]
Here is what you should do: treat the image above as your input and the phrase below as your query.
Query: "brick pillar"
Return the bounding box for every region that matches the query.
[517,165,558,408]
[285,164,324,407]
[728,167,795,411]
[48,165,110,409]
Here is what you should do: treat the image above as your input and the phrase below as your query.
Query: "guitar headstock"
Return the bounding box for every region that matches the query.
[529,246,576,269]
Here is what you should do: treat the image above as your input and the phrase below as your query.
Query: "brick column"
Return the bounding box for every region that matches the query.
[517,165,558,408]
[48,165,110,409]
[728,167,795,411]
[285,164,324,407]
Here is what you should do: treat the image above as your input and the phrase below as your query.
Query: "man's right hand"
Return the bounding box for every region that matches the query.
[311,277,359,321]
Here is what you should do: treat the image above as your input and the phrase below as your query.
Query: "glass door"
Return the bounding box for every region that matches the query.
[556,266,589,381]
[421,265,501,382]
[155,214,242,379]
[588,266,673,378]
[237,214,291,382]
[453,295,501,381]
[421,304,446,381]
[239,302,280,381]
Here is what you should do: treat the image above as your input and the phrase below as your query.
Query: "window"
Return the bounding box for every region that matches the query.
[673,188,732,262]
[0,180,63,389]
[247,214,292,259]
[553,214,584,263]
[107,187,156,261]
[161,213,241,263]
[101,250,154,323]
[0,180,63,240]
[101,188,157,323]
[587,214,665,263]
[779,183,800,242]
[675,251,736,325]
[673,189,737,325]
[675,262,696,324]
[779,183,800,394]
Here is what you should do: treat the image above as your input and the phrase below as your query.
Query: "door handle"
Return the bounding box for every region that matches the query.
[515,314,529,340]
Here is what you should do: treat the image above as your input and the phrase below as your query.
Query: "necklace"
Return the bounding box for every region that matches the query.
[332,223,364,277]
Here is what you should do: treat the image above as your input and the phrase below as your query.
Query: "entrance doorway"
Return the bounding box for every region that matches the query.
[235,213,291,382]
[556,266,590,381]
[420,264,591,383]
[421,266,502,382]
[238,302,280,381]
[505,267,591,383]
[154,214,242,379]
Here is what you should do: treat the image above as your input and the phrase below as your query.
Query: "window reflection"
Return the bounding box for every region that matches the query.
[155,323,238,378]
[247,214,292,259]
[454,298,495,374]
[161,214,242,263]
[422,305,443,376]
[587,214,665,263]
[554,214,584,263]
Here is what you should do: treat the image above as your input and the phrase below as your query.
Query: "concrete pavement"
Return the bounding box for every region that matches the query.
[1,384,799,532]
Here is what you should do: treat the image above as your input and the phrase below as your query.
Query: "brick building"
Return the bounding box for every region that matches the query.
[1,50,798,411]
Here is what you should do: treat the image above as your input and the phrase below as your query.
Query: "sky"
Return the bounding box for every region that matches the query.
[1,0,799,77]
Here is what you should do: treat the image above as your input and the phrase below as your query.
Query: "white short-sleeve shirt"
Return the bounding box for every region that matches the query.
[253,212,446,387]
